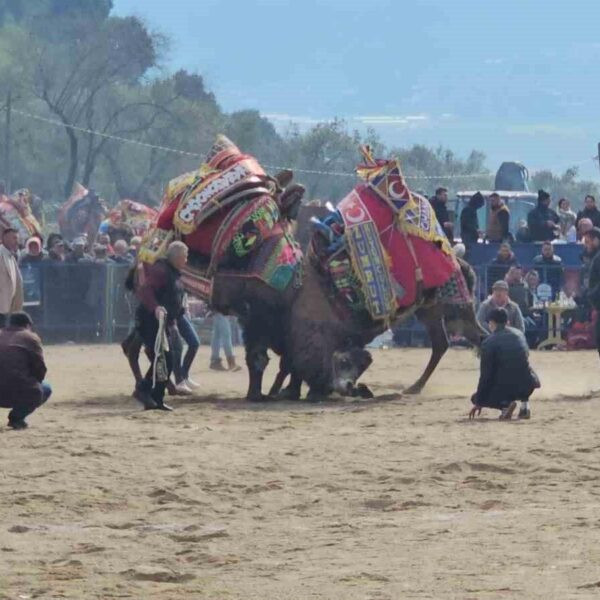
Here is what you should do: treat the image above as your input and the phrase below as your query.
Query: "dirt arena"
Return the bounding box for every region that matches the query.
[2,345,600,599]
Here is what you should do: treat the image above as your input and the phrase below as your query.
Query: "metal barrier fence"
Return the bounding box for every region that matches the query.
[21,262,134,343]
[20,262,585,346]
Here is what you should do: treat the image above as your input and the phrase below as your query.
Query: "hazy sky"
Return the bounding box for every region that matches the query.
[113,0,600,178]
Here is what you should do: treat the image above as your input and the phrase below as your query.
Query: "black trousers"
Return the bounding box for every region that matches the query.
[137,314,173,404]
[472,385,535,411]
[0,382,52,423]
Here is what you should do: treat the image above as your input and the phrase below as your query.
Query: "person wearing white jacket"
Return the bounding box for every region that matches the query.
[0,228,24,319]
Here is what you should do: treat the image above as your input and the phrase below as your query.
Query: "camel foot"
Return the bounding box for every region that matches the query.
[247,393,276,403]
[404,383,423,395]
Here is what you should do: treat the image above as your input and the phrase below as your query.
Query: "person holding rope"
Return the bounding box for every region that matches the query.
[135,241,189,411]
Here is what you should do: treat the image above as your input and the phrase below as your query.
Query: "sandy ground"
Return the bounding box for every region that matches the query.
[2,345,600,599]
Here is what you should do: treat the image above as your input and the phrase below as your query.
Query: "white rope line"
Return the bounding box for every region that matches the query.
[6,106,597,181]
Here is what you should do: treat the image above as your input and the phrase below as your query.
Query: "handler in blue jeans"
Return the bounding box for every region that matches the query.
[210,313,242,372]
[0,312,52,429]
[170,312,201,393]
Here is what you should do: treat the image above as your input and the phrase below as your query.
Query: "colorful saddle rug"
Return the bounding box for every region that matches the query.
[139,135,302,301]
[0,189,43,240]
[316,147,469,321]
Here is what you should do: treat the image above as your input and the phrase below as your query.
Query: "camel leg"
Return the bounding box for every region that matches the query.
[405,312,449,395]
[242,320,270,401]
[268,356,289,397]
[121,330,143,390]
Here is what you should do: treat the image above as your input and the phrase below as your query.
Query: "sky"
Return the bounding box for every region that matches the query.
[113,0,600,179]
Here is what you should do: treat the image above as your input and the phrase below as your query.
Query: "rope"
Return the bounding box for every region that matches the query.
[152,311,167,388]
[6,106,491,181]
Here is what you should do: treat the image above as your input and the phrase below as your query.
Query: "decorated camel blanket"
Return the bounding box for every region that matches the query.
[315,147,469,322]
[0,189,43,240]
[138,135,302,301]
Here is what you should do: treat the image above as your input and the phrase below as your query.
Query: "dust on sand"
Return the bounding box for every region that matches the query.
[2,345,600,599]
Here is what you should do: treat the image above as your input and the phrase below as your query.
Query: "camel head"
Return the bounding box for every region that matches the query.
[331,345,373,397]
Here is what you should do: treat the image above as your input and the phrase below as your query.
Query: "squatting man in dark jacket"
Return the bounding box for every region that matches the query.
[469,308,540,421]
[0,312,52,429]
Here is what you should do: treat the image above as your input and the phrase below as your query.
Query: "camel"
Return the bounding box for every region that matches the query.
[279,148,485,399]
[58,183,107,244]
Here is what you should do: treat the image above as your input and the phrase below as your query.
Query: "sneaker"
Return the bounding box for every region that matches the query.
[174,382,193,395]
[518,407,531,420]
[184,377,201,389]
[499,401,517,421]
[8,420,28,430]
[210,359,227,371]
[154,401,174,412]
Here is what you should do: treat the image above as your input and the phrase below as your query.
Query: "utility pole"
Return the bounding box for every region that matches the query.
[4,90,11,193]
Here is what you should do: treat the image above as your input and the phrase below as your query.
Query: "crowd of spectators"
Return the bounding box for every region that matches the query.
[15,232,142,268]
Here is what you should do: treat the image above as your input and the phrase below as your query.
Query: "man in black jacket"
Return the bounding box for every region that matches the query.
[430,187,453,241]
[583,228,600,359]
[527,189,559,242]
[460,191,484,249]
[576,195,600,229]
[469,308,540,420]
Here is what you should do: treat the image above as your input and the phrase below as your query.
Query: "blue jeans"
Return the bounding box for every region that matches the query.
[210,314,234,362]
[172,314,201,383]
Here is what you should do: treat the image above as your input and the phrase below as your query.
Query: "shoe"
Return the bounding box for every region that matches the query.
[210,359,227,371]
[174,382,193,395]
[227,357,242,372]
[8,420,28,430]
[155,401,174,412]
[184,377,200,389]
[134,388,158,410]
[499,401,517,421]
[518,407,531,420]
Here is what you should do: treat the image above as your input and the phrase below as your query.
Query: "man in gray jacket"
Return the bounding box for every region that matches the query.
[477,280,525,334]
[469,308,540,420]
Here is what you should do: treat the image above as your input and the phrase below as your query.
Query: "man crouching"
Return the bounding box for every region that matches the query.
[469,307,540,421]
[0,312,52,430]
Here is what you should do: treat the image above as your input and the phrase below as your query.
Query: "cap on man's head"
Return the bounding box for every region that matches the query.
[435,187,448,195]
[585,227,600,242]
[8,311,34,328]
[488,307,508,326]
[492,280,509,291]
[538,189,550,201]
[72,236,87,247]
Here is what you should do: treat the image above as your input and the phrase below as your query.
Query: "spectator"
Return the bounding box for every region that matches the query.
[129,236,142,259]
[583,228,600,360]
[111,239,133,265]
[0,228,24,320]
[506,266,542,347]
[577,217,594,241]
[0,312,51,429]
[534,241,563,297]
[66,237,93,263]
[477,280,525,333]
[486,193,511,243]
[460,191,484,247]
[20,237,44,265]
[524,270,541,303]
[97,233,114,254]
[493,243,518,266]
[210,313,242,372]
[45,235,67,262]
[527,189,559,242]
[469,307,539,421]
[430,187,453,241]
[92,244,113,264]
[576,195,600,229]
[557,198,577,241]
[534,241,562,266]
